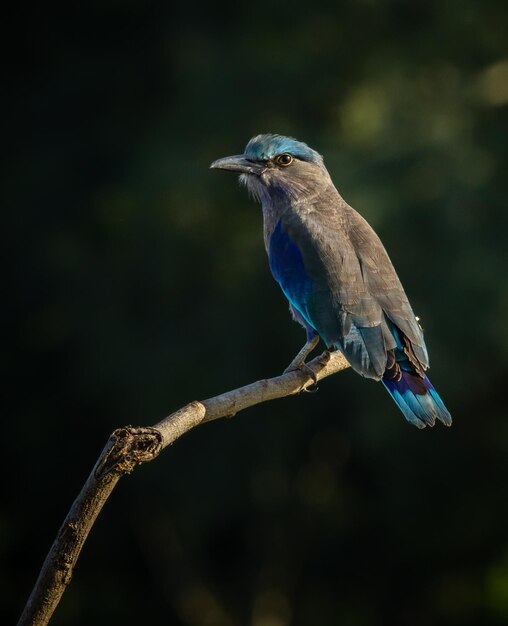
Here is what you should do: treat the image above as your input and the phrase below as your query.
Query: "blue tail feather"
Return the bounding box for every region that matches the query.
[382,371,452,429]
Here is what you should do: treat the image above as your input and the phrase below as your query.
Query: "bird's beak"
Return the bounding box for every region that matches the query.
[210,154,264,175]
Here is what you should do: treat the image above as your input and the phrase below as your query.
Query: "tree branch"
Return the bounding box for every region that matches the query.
[18,350,349,626]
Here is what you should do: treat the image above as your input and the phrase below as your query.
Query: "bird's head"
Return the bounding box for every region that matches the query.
[210,134,331,205]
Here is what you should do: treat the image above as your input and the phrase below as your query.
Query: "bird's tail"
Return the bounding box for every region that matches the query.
[382,371,452,429]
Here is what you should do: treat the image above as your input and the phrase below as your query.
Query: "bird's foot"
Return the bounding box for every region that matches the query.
[283,361,319,393]
[300,363,319,393]
[282,335,321,392]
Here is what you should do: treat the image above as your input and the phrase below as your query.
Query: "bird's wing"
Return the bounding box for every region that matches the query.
[269,199,428,379]
[346,207,429,369]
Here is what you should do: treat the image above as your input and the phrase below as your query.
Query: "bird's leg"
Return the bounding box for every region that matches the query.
[283,333,320,391]
[283,334,320,372]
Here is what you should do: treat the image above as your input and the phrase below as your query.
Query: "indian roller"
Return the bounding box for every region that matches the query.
[211,134,452,429]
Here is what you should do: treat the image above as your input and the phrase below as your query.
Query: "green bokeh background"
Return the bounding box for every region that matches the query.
[5,2,508,624]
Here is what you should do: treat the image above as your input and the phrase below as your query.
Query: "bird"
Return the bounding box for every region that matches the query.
[210,134,451,429]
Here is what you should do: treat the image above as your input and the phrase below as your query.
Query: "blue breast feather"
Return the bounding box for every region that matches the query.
[268,221,315,330]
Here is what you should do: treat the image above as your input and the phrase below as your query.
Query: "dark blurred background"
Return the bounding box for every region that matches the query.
[4,1,508,624]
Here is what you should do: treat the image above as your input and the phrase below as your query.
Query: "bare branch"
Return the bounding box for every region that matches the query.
[18,350,349,626]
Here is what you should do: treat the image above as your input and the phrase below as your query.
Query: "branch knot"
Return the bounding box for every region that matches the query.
[95,427,163,479]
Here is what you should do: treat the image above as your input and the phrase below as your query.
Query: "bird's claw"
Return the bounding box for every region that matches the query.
[283,362,319,393]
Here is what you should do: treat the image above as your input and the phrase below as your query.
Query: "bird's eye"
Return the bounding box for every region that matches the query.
[275,153,293,167]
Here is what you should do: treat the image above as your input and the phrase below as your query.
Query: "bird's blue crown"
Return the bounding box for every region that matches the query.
[244,134,323,165]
